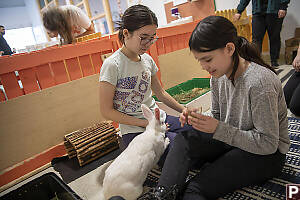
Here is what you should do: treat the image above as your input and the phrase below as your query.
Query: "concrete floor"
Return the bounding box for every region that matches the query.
[0,64,297,200]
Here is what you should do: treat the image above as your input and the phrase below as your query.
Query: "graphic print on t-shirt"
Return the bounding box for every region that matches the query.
[113,70,151,113]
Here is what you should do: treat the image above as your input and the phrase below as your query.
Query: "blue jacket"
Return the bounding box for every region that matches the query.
[0,34,12,55]
[237,0,290,15]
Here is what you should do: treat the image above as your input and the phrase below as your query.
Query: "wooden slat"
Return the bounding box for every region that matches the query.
[91,53,103,73]
[35,64,56,89]
[171,35,179,52]
[183,33,190,48]
[149,42,162,86]
[79,55,95,77]
[0,72,24,99]
[177,34,186,50]
[51,61,69,84]
[18,68,40,94]
[65,57,82,81]
[163,36,173,54]
[0,89,6,102]
[156,38,165,56]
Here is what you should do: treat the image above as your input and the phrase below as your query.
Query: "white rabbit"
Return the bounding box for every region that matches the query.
[102,104,169,200]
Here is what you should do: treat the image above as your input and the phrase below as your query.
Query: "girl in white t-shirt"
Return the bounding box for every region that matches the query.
[99,5,192,165]
[42,5,95,44]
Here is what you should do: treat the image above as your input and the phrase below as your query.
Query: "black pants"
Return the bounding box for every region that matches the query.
[158,130,286,200]
[252,14,284,62]
[284,71,300,116]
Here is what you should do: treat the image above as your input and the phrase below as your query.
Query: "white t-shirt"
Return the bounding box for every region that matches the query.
[99,49,166,135]
[61,5,91,37]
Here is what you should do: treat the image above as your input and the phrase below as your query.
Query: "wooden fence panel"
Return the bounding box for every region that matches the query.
[36,64,56,89]
[79,55,95,77]
[0,89,6,102]
[156,38,165,56]
[51,61,69,84]
[18,68,40,94]
[91,53,103,74]
[0,72,24,99]
[65,58,82,81]
[163,37,173,54]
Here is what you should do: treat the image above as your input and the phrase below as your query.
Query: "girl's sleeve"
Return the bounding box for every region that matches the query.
[210,78,220,120]
[213,84,281,155]
[146,54,158,75]
[99,59,118,86]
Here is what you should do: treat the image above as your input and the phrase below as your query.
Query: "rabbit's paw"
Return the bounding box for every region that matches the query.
[164,137,170,148]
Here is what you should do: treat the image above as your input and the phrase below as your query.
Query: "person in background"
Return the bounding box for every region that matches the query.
[0,25,13,56]
[99,5,192,168]
[284,45,300,117]
[139,15,290,200]
[234,0,290,68]
[42,5,95,45]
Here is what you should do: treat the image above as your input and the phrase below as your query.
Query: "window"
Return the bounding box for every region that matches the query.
[4,27,37,53]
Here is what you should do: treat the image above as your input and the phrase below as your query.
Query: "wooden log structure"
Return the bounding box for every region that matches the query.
[64,121,119,166]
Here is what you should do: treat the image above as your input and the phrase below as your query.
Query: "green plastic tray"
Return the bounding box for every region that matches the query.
[154,78,210,104]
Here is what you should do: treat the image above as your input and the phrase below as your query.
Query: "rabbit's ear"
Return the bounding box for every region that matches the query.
[141,104,153,121]
[154,108,160,121]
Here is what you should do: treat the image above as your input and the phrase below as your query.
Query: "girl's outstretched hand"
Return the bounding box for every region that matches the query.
[188,110,219,133]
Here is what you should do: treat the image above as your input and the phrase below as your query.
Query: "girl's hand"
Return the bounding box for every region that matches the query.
[233,13,241,21]
[292,54,300,72]
[179,107,189,127]
[188,111,219,133]
[278,10,286,18]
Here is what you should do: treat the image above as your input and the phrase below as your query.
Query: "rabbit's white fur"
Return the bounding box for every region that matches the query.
[102,104,169,200]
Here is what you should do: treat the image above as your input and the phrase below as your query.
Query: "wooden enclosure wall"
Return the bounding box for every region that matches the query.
[0,74,104,172]
[159,48,209,89]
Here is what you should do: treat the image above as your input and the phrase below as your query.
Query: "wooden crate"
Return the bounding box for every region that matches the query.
[64,121,119,166]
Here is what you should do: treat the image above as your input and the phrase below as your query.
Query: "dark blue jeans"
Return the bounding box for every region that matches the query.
[284,71,300,116]
[158,130,286,200]
[121,115,193,167]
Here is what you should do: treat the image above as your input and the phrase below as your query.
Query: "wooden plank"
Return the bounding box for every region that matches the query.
[0,72,24,99]
[0,89,6,102]
[183,33,191,48]
[156,38,165,56]
[171,35,179,52]
[149,42,162,86]
[177,34,186,50]
[163,36,173,54]
[36,64,56,89]
[65,57,82,81]
[18,68,40,94]
[91,53,103,73]
[51,61,69,84]
[79,55,95,77]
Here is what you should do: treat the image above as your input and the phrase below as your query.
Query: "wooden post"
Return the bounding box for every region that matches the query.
[83,0,92,18]
[102,0,114,34]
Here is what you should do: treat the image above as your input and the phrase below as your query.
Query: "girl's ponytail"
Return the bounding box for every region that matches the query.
[237,36,276,74]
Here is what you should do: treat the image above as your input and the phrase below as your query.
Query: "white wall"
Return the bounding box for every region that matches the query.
[24,0,48,44]
[127,0,168,27]
[0,7,31,29]
[215,0,300,51]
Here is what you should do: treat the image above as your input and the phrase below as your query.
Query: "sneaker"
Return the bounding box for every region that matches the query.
[137,185,178,200]
[271,61,279,69]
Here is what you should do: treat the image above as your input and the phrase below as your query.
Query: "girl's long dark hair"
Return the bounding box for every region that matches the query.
[43,7,73,45]
[116,4,158,44]
[189,16,276,83]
